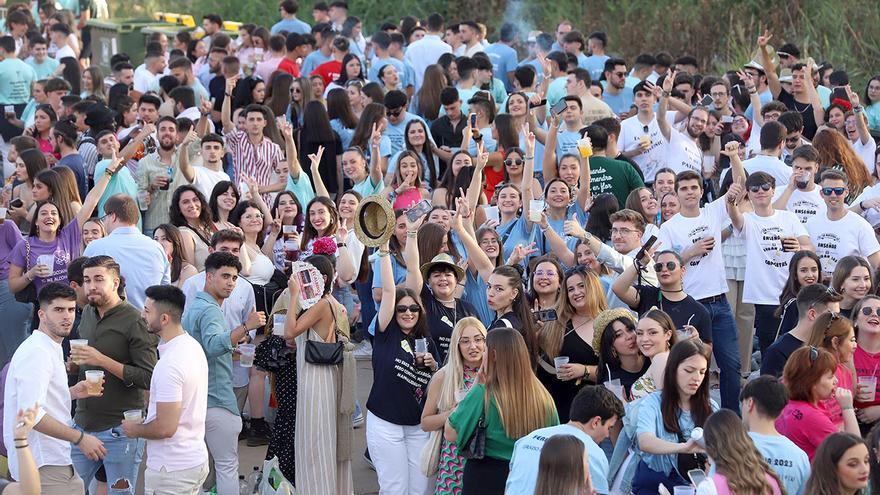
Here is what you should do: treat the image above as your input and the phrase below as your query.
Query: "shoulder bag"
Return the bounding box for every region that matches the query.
[459,389,487,460]
[14,240,38,305]
[304,299,344,365]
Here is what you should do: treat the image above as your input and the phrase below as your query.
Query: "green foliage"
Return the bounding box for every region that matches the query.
[111,0,880,87]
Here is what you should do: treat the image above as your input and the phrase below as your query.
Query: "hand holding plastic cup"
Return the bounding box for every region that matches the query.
[85,370,104,396]
[604,378,625,401]
[36,254,54,270]
[123,409,143,423]
[529,199,544,223]
[239,343,256,367]
[554,356,570,379]
[577,137,593,158]
[858,375,877,402]
[272,314,286,336]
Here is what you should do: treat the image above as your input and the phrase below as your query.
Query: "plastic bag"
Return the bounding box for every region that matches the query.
[259,457,296,495]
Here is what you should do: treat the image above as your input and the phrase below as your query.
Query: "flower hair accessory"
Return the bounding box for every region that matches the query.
[313,236,337,257]
[831,98,853,112]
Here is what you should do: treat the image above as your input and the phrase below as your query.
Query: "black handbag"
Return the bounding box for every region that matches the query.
[14,240,38,305]
[460,393,487,460]
[676,431,707,475]
[303,300,344,365]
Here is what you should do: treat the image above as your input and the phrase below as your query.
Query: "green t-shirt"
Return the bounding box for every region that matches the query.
[26,57,60,80]
[448,383,559,461]
[587,155,645,207]
[0,59,37,105]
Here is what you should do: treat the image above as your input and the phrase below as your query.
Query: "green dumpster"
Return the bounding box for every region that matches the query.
[86,18,171,72]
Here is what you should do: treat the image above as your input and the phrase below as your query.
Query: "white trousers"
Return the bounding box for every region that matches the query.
[366,411,431,495]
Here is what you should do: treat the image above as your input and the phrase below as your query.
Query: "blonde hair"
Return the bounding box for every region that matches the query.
[704,410,786,495]
[437,317,487,412]
[486,328,557,438]
[542,267,608,358]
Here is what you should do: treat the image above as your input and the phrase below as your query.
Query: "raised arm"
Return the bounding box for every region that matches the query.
[221,75,239,133]
[723,140,747,186]
[278,118,301,181]
[651,77,674,142]
[368,123,384,187]
[466,145,488,214]
[376,241,397,332]
[576,152,592,211]
[541,112,560,182]
[758,30,781,99]
[849,85,872,145]
[195,98,213,137]
[334,219,355,285]
[403,216,423,294]
[727,178,745,232]
[178,128,198,183]
[119,123,155,161]
[802,58,825,126]
[76,153,123,226]
[309,146,330,199]
[453,197,493,282]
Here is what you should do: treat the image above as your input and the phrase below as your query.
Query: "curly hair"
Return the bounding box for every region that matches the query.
[812,128,871,198]
[704,409,786,495]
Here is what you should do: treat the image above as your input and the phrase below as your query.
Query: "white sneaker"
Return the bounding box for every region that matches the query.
[353,341,373,360]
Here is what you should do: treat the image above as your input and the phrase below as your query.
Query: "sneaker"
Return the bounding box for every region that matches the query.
[352,401,365,429]
[353,341,373,361]
[247,418,271,447]
[363,448,375,471]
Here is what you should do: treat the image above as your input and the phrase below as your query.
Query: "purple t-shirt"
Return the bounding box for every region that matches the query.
[9,221,82,291]
[0,221,24,281]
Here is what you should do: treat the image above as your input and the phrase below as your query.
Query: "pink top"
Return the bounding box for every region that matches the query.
[392,188,422,210]
[709,472,781,495]
[819,363,853,427]
[775,399,837,460]
[854,346,880,408]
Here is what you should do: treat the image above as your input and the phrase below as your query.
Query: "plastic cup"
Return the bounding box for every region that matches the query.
[640,135,651,148]
[85,370,104,396]
[272,314,286,336]
[4,105,14,116]
[529,199,544,222]
[239,343,256,367]
[414,338,428,354]
[37,254,54,269]
[577,138,593,158]
[136,190,150,211]
[70,339,87,348]
[0,207,7,219]
[604,378,625,401]
[674,487,696,495]
[554,356,570,378]
[859,375,877,401]
[123,409,143,423]
[702,156,715,174]
[676,328,692,342]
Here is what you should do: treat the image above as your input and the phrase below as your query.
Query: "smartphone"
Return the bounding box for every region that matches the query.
[635,235,658,263]
[406,199,432,222]
[699,94,714,107]
[528,99,547,109]
[551,98,568,116]
[535,309,558,322]
[469,113,477,128]
[9,198,23,209]
[687,468,707,487]
[721,115,734,124]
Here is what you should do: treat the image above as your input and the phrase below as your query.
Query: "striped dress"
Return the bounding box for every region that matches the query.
[434,368,478,494]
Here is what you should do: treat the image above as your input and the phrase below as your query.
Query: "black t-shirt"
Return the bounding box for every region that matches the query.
[760,332,805,377]
[367,319,439,425]
[599,359,651,399]
[420,286,477,365]
[777,297,799,338]
[208,76,226,130]
[777,88,818,140]
[536,321,599,422]
[635,285,713,343]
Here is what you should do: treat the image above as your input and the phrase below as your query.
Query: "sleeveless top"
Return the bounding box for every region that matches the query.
[180,224,211,271]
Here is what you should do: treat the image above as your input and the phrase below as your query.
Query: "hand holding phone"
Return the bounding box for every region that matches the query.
[551,98,568,116]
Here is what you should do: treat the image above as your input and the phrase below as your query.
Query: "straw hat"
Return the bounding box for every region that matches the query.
[354,195,396,247]
[420,253,465,282]
[592,308,638,351]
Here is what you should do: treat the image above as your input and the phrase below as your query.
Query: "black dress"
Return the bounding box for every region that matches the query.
[536,320,599,422]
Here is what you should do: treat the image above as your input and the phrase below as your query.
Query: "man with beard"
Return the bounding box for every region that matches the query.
[654,72,707,176]
[136,116,196,235]
[67,256,157,494]
[4,283,106,494]
[182,252,253,495]
[601,57,632,117]
[122,285,209,495]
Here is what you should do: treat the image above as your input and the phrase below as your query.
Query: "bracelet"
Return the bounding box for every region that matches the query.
[13,437,26,442]
[661,90,670,98]
[855,106,864,113]
[378,250,390,257]
[14,444,27,449]
[73,430,84,446]
[842,405,855,411]
[336,242,347,248]
[523,155,534,159]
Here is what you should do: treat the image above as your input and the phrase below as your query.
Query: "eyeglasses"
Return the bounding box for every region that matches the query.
[611,227,639,236]
[504,158,524,166]
[821,187,847,196]
[533,270,557,278]
[396,304,420,314]
[386,108,403,117]
[862,307,880,317]
[653,261,678,272]
[612,71,626,78]
[710,92,728,98]
[747,183,772,193]
[459,336,486,346]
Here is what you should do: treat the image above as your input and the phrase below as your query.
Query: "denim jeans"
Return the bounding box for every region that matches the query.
[701,297,741,413]
[754,303,781,357]
[71,424,144,494]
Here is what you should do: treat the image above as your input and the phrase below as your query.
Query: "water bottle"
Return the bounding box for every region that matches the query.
[246,466,262,493]
[238,475,248,495]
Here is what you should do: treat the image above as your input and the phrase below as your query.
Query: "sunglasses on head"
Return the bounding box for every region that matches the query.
[862,307,880,317]
[504,158,524,166]
[396,304,420,314]
[653,261,678,272]
[748,183,772,193]
[821,187,846,196]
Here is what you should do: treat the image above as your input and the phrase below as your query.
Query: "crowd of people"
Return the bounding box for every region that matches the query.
[0,0,879,494]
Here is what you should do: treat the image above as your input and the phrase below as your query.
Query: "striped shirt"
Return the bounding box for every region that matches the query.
[224,129,283,203]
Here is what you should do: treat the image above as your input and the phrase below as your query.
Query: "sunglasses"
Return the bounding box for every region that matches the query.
[862,307,880,317]
[821,187,846,196]
[825,312,841,331]
[504,158,524,166]
[612,71,626,78]
[748,183,772,193]
[386,108,403,117]
[653,261,678,272]
[396,304,420,314]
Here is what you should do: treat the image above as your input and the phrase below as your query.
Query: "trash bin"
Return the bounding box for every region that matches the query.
[86,18,171,72]
[142,25,192,47]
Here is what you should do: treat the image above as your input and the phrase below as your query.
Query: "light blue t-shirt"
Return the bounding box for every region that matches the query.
[583,54,609,81]
[575,52,590,70]
[367,57,411,89]
[484,42,519,93]
[744,88,774,120]
[94,158,141,231]
[602,85,635,115]
[301,50,333,77]
[330,118,355,150]
[463,268,492,324]
[518,57,545,85]
[498,215,537,262]
[467,127,499,154]
[351,175,383,198]
[556,128,582,159]
[506,424,610,494]
[285,171,316,208]
[0,58,37,104]
[747,432,810,495]
[635,391,719,475]
[270,18,311,35]
[26,57,59,80]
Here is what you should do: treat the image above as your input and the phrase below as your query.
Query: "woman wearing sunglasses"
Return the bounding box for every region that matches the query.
[776,346,860,460]
[853,295,880,435]
[501,146,542,199]
[367,239,439,494]
[810,312,857,430]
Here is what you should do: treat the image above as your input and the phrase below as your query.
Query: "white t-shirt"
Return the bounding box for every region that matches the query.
[54,44,76,61]
[853,184,880,227]
[658,198,731,300]
[145,332,209,472]
[738,210,808,305]
[772,187,826,224]
[665,128,703,175]
[192,166,230,203]
[618,115,666,183]
[806,211,880,276]
[743,154,791,188]
[852,137,877,175]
